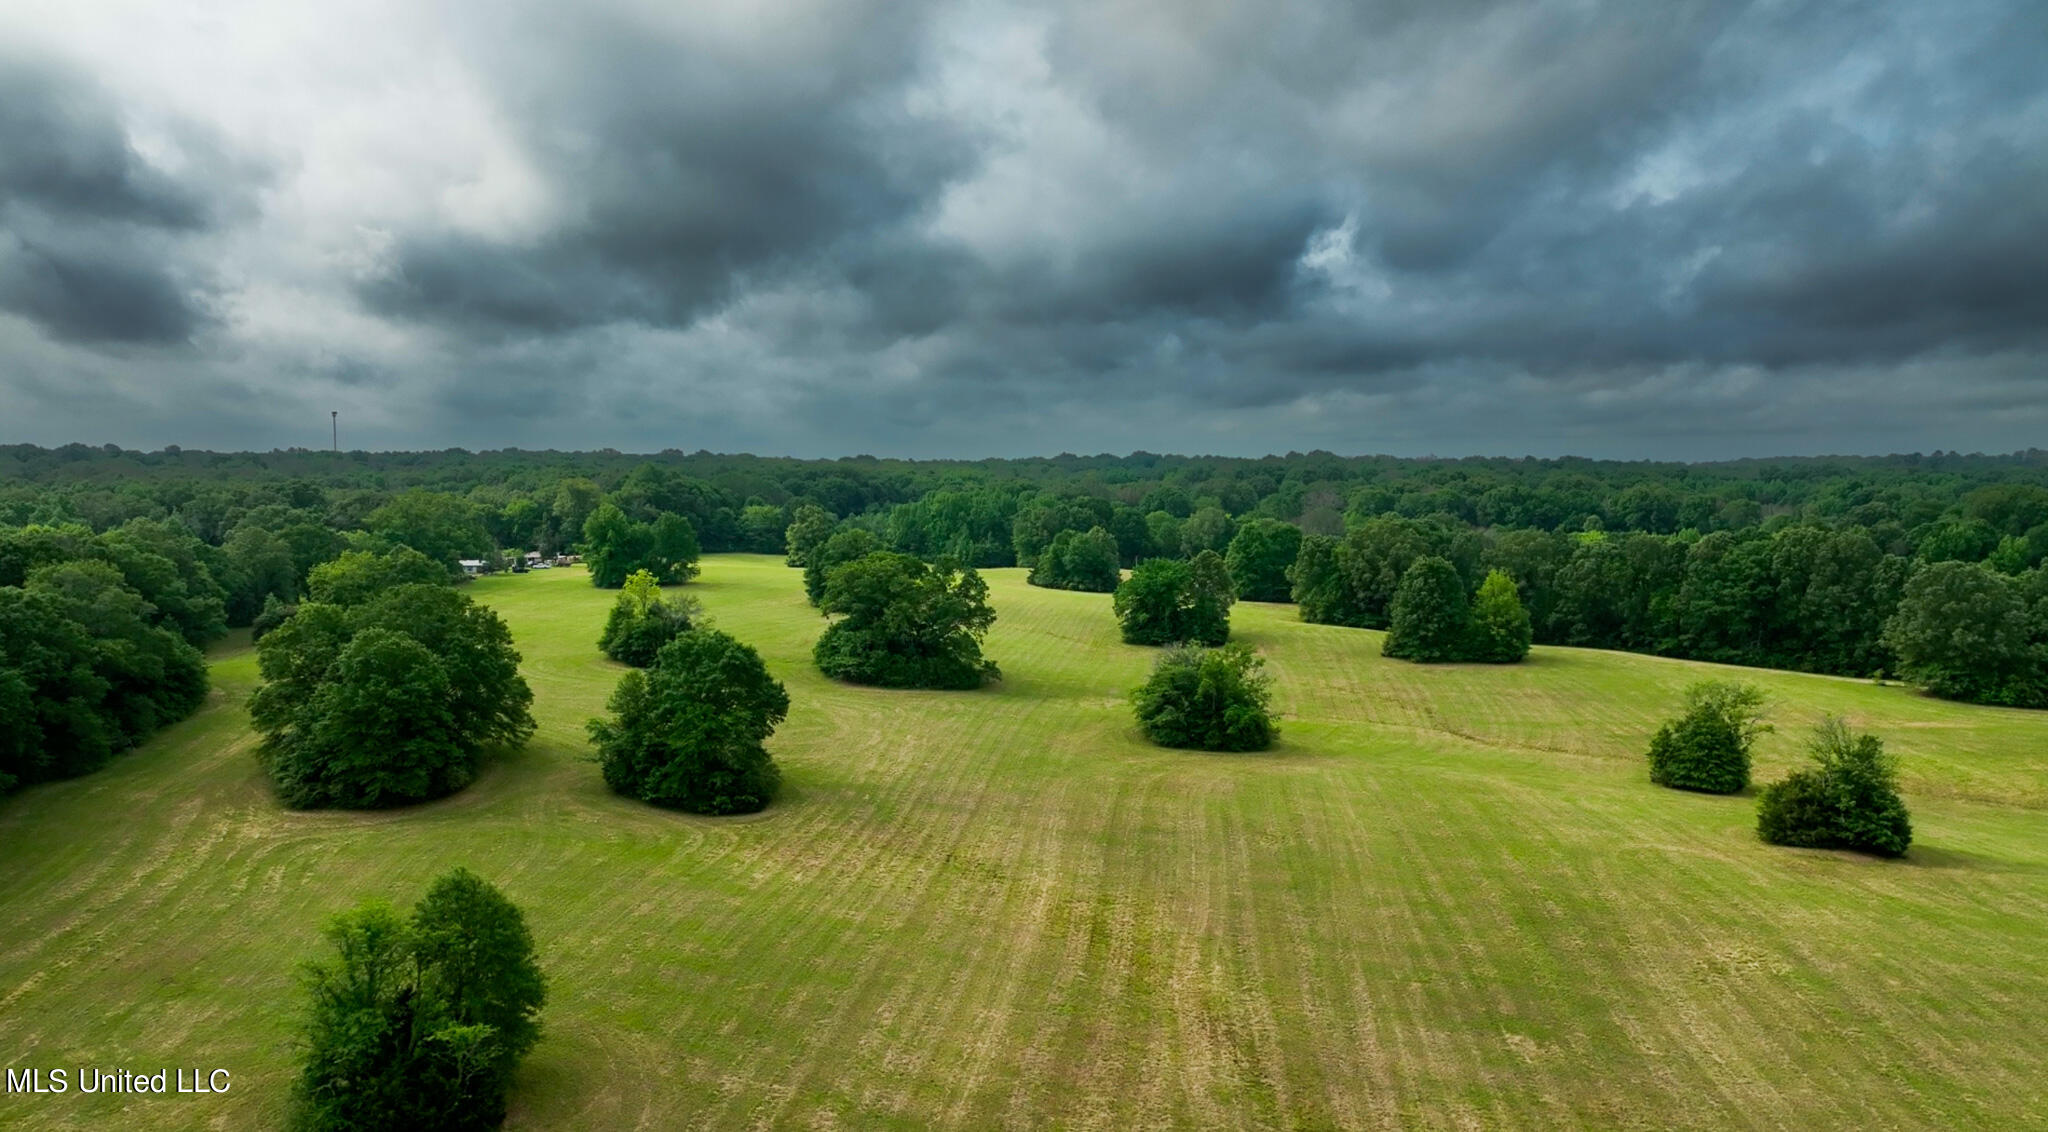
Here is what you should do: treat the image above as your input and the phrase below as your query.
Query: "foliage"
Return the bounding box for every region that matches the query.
[1027,526,1122,592]
[1882,560,2048,707]
[588,629,789,814]
[582,504,701,588]
[814,553,999,689]
[252,593,297,642]
[1756,718,1912,857]
[366,490,493,571]
[784,503,836,567]
[1464,569,1533,662]
[1130,644,1276,751]
[1383,556,1470,662]
[305,546,449,605]
[597,569,701,667]
[803,527,882,606]
[1225,518,1302,602]
[291,868,545,1130]
[1645,680,1769,794]
[1112,554,1234,646]
[250,586,534,808]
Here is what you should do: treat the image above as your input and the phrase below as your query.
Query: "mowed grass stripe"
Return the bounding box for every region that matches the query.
[2,555,2046,1129]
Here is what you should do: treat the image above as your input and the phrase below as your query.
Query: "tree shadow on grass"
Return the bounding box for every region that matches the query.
[1899,844,2046,875]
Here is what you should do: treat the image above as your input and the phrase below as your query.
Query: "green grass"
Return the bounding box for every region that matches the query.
[3,555,2046,1129]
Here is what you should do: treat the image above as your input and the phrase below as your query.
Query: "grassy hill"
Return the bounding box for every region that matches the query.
[2,555,2045,1129]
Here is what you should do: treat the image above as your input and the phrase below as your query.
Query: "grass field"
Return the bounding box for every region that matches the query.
[3,555,2047,1129]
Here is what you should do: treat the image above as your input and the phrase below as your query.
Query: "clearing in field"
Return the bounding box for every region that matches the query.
[2,556,2045,1129]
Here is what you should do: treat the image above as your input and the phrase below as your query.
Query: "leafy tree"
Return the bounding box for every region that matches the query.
[1288,534,1344,623]
[1184,550,1235,646]
[1144,511,1184,560]
[305,546,448,606]
[26,560,207,746]
[784,504,836,567]
[1225,519,1302,602]
[550,478,602,551]
[1179,506,1237,557]
[582,504,700,588]
[803,527,882,606]
[1130,644,1276,752]
[1027,526,1122,592]
[1646,681,1768,794]
[1756,717,1912,857]
[814,553,999,689]
[739,504,788,554]
[250,587,534,809]
[1882,560,2047,707]
[0,586,117,788]
[252,593,296,642]
[1113,555,1232,646]
[588,629,789,813]
[598,569,701,667]
[291,868,545,1131]
[1383,556,1469,662]
[367,490,492,571]
[1465,569,1532,662]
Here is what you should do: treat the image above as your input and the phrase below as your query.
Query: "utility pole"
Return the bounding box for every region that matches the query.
[331,411,338,453]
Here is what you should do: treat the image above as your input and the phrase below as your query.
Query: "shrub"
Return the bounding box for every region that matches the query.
[1112,553,1233,646]
[291,867,545,1131]
[588,629,789,814]
[597,569,701,667]
[1757,717,1912,857]
[1645,680,1769,794]
[1131,644,1276,751]
[813,553,1000,689]
[1382,555,1469,662]
[1465,569,1532,662]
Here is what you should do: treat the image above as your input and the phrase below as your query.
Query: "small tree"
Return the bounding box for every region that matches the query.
[1646,680,1769,794]
[1757,717,1912,857]
[292,867,546,1131]
[1465,569,1532,663]
[1112,553,1232,646]
[1225,518,1303,603]
[582,505,700,588]
[1382,555,1468,662]
[784,504,836,567]
[813,553,999,689]
[598,569,701,667]
[1131,644,1276,751]
[803,528,881,607]
[588,629,789,814]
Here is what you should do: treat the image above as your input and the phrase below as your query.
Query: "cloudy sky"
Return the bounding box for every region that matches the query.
[1,0,2043,459]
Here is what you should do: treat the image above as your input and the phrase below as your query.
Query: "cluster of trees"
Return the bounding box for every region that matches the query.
[1643,682,1911,857]
[580,504,701,588]
[1380,561,1532,664]
[1113,552,1234,646]
[249,557,534,808]
[1026,527,1122,592]
[0,522,222,794]
[1130,644,1276,752]
[292,868,546,1130]
[598,571,702,667]
[589,629,789,815]
[813,553,1000,689]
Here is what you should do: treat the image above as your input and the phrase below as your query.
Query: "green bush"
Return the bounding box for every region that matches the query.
[1130,643,1276,751]
[813,553,999,689]
[597,569,701,666]
[1756,717,1912,857]
[1646,680,1768,794]
[291,867,545,1131]
[1465,570,1532,662]
[589,629,789,814]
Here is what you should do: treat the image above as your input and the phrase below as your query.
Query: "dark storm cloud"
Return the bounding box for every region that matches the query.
[3,0,2046,455]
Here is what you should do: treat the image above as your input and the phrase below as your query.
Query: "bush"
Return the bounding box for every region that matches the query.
[588,629,789,814]
[250,586,534,809]
[1646,680,1768,794]
[1382,555,1469,662]
[1465,570,1532,662]
[813,553,999,689]
[1131,644,1276,751]
[1112,552,1233,646]
[597,569,701,666]
[1756,717,1912,857]
[291,867,545,1131]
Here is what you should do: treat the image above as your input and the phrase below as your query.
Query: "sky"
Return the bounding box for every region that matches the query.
[1,0,2044,460]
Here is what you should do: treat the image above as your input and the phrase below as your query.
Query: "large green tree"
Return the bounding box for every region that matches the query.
[1465,569,1533,662]
[367,490,492,571]
[1028,526,1122,592]
[589,629,789,814]
[814,553,999,689]
[1112,554,1233,646]
[582,505,701,588]
[1882,560,2047,707]
[1382,556,1470,662]
[784,504,837,567]
[1225,519,1302,603]
[1130,643,1276,752]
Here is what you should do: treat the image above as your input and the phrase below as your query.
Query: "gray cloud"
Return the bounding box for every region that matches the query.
[0,0,2044,456]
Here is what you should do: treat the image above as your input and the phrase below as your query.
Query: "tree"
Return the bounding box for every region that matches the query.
[1179,506,1236,557]
[588,629,789,813]
[1027,526,1122,592]
[367,490,491,571]
[1882,560,2047,707]
[1130,644,1276,752]
[0,586,117,789]
[598,569,701,667]
[250,587,534,809]
[582,505,701,588]
[813,553,1000,689]
[1225,519,1302,603]
[1756,717,1912,857]
[1112,555,1232,646]
[1184,550,1234,646]
[1383,556,1469,662]
[26,560,207,748]
[291,868,546,1131]
[1646,681,1768,794]
[1465,569,1532,662]
[803,527,881,606]
[1288,534,1345,623]
[784,504,836,567]
[305,546,448,606]
[739,504,787,554]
